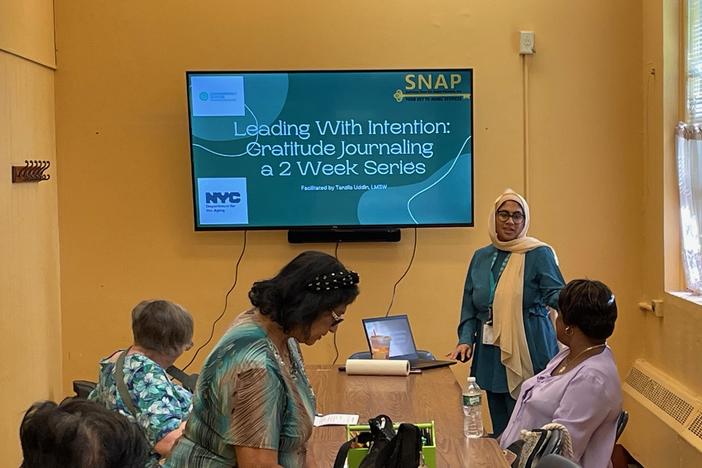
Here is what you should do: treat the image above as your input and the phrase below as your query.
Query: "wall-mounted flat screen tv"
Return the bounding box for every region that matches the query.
[186,69,473,230]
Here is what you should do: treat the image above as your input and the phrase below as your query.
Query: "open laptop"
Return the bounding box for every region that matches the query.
[361,315,456,370]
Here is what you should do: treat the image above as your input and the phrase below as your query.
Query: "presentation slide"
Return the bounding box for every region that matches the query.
[187,69,473,229]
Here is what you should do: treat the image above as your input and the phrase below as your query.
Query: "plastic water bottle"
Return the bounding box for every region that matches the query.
[462,376,483,438]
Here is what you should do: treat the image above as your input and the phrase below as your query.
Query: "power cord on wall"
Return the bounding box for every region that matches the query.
[182,230,248,371]
[331,230,418,364]
[385,227,418,317]
[332,240,341,366]
[522,54,531,199]
[331,329,340,367]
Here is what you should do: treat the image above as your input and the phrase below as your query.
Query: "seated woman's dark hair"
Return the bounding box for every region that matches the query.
[20,399,149,468]
[558,279,617,340]
[249,250,360,333]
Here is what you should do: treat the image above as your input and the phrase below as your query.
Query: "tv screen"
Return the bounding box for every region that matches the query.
[186,69,473,230]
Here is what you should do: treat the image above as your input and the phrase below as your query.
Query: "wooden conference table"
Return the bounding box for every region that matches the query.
[306,365,510,467]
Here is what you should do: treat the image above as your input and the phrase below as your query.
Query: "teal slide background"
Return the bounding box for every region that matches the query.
[188,70,473,229]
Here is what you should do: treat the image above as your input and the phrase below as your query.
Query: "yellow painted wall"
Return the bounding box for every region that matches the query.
[619,1,702,466]
[0,0,692,465]
[0,0,56,68]
[0,1,60,464]
[55,0,644,393]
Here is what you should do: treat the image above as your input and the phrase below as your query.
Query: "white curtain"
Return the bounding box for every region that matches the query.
[676,123,702,293]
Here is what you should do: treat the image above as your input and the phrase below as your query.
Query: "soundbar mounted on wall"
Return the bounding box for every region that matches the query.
[287,228,401,243]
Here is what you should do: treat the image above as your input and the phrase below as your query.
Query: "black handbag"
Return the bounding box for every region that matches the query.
[333,415,423,468]
[506,423,574,468]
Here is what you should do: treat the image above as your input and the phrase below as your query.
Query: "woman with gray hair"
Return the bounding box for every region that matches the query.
[89,299,194,467]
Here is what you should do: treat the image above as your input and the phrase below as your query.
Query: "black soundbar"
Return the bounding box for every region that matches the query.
[288,228,401,243]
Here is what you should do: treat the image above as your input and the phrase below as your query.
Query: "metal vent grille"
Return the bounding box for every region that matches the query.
[625,368,694,424]
[625,367,649,392]
[688,413,702,440]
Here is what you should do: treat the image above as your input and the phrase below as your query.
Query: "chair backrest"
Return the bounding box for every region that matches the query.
[71,365,198,400]
[615,410,629,441]
[73,380,97,399]
[348,350,436,360]
[535,454,581,468]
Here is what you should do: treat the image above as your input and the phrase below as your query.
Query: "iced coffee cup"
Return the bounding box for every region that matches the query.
[369,335,391,359]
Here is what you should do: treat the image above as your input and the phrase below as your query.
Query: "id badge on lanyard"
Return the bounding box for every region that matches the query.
[483,252,510,346]
[482,321,496,345]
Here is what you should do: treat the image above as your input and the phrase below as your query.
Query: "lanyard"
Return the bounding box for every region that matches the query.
[487,251,511,323]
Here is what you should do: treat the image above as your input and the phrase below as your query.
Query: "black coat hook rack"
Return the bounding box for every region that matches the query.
[12,160,51,183]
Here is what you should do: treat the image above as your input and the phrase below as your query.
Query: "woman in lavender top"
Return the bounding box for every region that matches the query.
[500,279,622,468]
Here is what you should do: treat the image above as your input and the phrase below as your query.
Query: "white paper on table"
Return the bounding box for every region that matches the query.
[313,413,360,427]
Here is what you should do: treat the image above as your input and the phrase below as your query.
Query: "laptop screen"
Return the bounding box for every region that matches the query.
[362,315,418,359]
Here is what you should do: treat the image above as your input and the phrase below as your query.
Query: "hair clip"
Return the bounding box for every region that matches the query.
[607,294,616,306]
[306,270,359,292]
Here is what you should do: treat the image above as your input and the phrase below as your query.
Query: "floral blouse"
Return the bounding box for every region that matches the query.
[89,351,193,466]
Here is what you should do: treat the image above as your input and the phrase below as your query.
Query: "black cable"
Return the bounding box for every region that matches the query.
[182,230,248,371]
[331,240,341,366]
[331,330,340,367]
[385,227,418,317]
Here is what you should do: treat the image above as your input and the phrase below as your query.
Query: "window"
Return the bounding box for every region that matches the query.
[678,0,702,293]
[688,0,702,123]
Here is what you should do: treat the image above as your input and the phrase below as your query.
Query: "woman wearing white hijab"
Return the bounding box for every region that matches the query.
[448,189,565,436]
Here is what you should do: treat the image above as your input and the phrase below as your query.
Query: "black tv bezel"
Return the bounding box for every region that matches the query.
[186,68,475,232]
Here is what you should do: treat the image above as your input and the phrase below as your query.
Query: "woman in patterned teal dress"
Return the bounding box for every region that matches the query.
[89,300,194,467]
[167,251,360,468]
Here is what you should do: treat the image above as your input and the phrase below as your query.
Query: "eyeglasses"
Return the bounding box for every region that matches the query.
[496,210,525,223]
[331,310,345,326]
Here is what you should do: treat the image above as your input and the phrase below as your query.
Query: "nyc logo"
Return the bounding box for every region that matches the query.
[206,192,241,204]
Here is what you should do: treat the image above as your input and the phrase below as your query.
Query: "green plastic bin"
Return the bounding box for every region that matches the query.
[344,421,436,468]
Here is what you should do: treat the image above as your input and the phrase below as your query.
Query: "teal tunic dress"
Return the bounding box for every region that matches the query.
[458,245,564,394]
[166,310,315,468]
